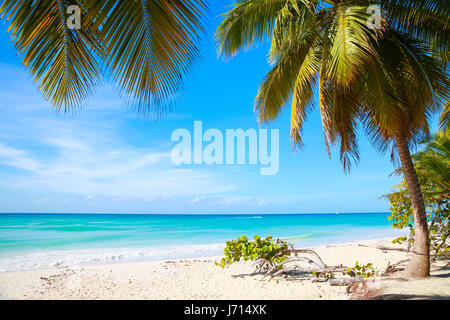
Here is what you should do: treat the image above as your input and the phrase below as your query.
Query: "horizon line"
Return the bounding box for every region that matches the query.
[0,212,390,215]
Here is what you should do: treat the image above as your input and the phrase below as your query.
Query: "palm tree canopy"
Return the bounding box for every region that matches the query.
[359,30,449,154]
[216,0,449,170]
[0,0,207,113]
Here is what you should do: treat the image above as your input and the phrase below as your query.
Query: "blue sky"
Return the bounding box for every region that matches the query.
[0,2,430,214]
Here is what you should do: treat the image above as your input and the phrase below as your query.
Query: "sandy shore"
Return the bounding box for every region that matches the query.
[0,238,448,300]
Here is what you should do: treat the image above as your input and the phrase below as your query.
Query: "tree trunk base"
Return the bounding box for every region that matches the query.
[404,253,430,278]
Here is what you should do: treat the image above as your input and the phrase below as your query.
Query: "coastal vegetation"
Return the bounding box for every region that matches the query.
[216,234,342,279]
[216,235,293,272]
[216,0,449,278]
[217,234,378,283]
[386,129,450,259]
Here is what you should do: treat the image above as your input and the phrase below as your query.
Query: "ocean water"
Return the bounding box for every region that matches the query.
[0,213,402,272]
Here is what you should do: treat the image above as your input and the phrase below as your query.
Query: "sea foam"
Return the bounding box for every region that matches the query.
[0,243,225,272]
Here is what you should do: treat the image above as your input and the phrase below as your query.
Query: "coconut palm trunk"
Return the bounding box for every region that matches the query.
[395,131,430,278]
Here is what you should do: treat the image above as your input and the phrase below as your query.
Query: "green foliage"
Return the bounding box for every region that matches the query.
[391,236,408,245]
[387,182,414,231]
[216,235,292,270]
[345,261,376,279]
[312,261,377,280]
[387,178,449,257]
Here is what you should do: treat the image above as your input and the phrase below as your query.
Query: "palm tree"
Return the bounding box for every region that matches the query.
[216,0,449,278]
[359,30,449,277]
[0,0,207,113]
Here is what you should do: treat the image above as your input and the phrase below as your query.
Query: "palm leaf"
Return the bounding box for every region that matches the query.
[326,2,382,87]
[322,80,362,171]
[382,0,450,55]
[290,43,321,146]
[255,29,318,124]
[216,0,296,58]
[94,0,206,115]
[0,0,101,111]
[0,0,206,114]
[359,30,449,156]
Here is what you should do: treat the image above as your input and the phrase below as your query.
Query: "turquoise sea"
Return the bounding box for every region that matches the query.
[0,213,403,272]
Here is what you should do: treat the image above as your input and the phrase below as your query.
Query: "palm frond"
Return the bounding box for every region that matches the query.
[269,0,320,61]
[0,0,101,111]
[323,81,362,172]
[255,29,318,125]
[318,60,333,157]
[358,58,400,155]
[94,0,206,115]
[326,2,382,87]
[216,0,300,58]
[360,31,449,156]
[290,43,321,147]
[381,0,450,55]
[413,129,450,194]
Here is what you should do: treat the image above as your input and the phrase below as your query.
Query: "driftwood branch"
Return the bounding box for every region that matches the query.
[357,244,409,253]
[252,248,352,282]
[329,277,365,286]
[382,259,409,275]
[242,246,410,286]
[275,249,329,268]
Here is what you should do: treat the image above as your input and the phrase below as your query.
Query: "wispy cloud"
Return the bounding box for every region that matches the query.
[0,134,236,201]
[0,143,40,171]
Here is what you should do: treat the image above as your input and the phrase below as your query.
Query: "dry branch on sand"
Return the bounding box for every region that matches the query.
[258,246,419,290]
[259,249,349,281]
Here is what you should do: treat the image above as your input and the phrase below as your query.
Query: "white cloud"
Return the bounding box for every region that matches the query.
[0,143,40,171]
[0,137,236,201]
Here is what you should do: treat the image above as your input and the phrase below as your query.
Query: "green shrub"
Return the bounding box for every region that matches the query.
[216,235,292,270]
[386,178,449,258]
[345,261,376,278]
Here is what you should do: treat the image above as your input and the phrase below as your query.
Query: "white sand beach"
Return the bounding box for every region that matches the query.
[0,238,448,300]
